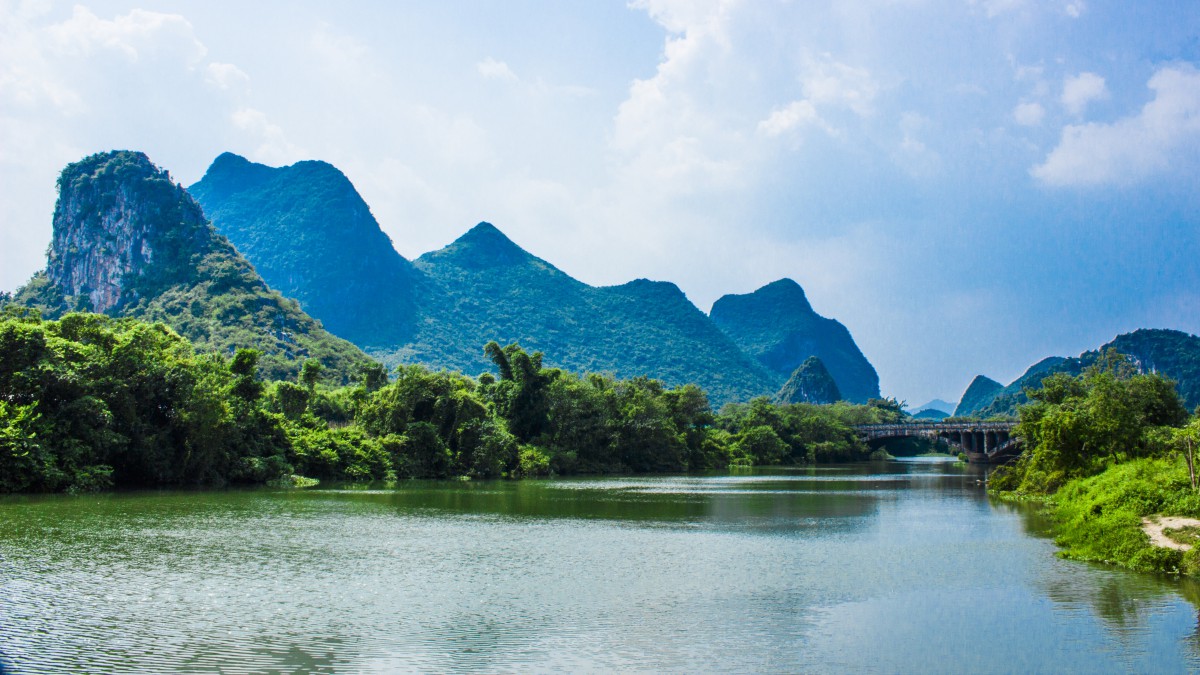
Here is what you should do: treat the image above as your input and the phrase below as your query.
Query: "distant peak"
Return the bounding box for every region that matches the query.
[614,278,686,298]
[711,277,814,316]
[419,221,536,269]
[965,374,999,387]
[455,222,519,248]
[757,278,809,302]
[464,221,505,237]
[195,152,276,196]
[210,151,251,168]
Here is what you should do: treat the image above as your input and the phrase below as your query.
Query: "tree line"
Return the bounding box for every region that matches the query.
[0,310,905,493]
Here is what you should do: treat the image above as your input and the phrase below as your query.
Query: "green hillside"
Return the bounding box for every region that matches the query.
[400,223,778,406]
[8,151,371,383]
[776,356,842,404]
[953,375,1003,417]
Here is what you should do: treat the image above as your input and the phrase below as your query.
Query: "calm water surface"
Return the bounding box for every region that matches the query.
[2,458,1199,673]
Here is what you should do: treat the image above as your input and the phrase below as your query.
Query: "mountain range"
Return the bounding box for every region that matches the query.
[189,153,882,405]
[10,150,1200,414]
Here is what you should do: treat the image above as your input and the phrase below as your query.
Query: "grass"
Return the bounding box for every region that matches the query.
[1050,456,1200,575]
[1164,525,1200,547]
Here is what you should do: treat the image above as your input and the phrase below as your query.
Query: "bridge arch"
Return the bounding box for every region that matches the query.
[855,422,1021,463]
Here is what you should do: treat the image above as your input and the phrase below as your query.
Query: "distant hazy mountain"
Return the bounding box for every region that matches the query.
[191,154,782,405]
[10,151,371,383]
[775,356,841,405]
[709,279,881,403]
[961,329,1200,417]
[909,398,957,415]
[912,408,950,420]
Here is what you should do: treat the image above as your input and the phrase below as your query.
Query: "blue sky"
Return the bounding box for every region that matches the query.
[2,0,1198,406]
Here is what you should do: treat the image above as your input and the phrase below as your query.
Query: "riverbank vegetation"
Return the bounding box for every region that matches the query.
[989,349,1200,575]
[0,310,906,493]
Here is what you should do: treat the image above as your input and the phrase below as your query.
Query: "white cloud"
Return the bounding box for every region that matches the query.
[204,62,250,91]
[1065,2,1086,18]
[893,112,941,177]
[801,56,878,117]
[1061,71,1107,115]
[477,57,517,82]
[45,6,206,64]
[1013,101,1045,126]
[758,100,827,137]
[976,0,1027,18]
[611,0,745,193]
[1033,65,1200,186]
[231,108,304,166]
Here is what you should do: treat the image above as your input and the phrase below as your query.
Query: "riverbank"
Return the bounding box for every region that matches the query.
[1023,456,1200,576]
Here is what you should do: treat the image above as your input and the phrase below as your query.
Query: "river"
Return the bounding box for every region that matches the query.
[1,458,1198,673]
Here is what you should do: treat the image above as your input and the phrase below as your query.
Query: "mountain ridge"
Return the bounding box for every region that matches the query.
[190,152,881,406]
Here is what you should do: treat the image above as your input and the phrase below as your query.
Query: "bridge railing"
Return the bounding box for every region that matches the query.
[854,422,1017,434]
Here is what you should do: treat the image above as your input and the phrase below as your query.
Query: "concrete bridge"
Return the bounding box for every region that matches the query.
[855,421,1021,463]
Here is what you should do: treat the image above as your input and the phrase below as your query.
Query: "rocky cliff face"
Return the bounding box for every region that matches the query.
[710,279,881,403]
[47,152,209,313]
[13,150,372,383]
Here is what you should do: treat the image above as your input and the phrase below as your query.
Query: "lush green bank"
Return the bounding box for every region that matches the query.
[989,349,1200,575]
[0,310,907,493]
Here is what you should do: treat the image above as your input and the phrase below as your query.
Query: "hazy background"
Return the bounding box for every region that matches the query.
[2,0,1198,406]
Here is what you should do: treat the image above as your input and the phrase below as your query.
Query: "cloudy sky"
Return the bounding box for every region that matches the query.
[2,0,1199,406]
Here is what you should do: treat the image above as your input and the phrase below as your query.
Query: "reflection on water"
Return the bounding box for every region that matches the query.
[1,459,1198,673]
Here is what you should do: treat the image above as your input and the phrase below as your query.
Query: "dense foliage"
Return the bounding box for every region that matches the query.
[8,150,371,384]
[0,312,900,494]
[991,350,1187,495]
[989,350,1200,575]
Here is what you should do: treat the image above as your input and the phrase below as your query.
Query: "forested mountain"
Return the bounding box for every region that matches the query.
[709,279,881,403]
[958,329,1200,417]
[402,223,778,405]
[775,356,841,405]
[192,154,792,405]
[953,375,1003,417]
[188,152,425,348]
[8,151,371,383]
